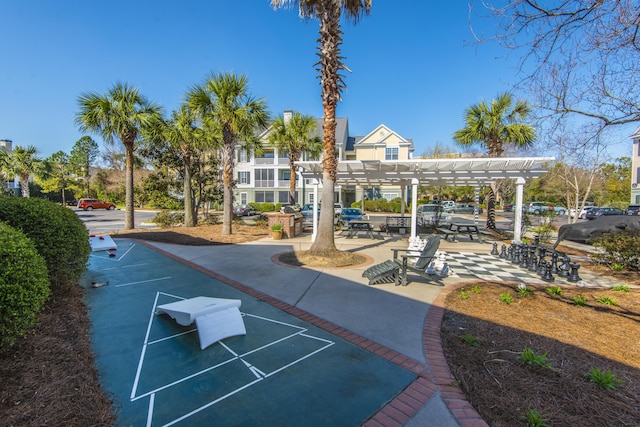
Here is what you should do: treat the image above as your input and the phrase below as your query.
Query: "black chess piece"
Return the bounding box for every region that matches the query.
[507,244,513,261]
[519,249,529,268]
[551,251,560,274]
[491,242,499,256]
[528,254,538,272]
[534,235,540,246]
[499,244,507,259]
[512,245,521,264]
[538,259,547,276]
[542,262,555,282]
[568,263,582,282]
[558,256,571,277]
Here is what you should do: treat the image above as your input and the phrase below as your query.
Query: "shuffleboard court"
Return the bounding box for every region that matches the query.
[83,239,416,426]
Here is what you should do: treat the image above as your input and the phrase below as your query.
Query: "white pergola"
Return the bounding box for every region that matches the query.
[296,157,555,242]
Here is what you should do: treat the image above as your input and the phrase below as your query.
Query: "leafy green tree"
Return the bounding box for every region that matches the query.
[187,72,268,236]
[1,145,43,198]
[268,112,322,205]
[453,92,536,229]
[272,0,371,255]
[70,136,99,198]
[40,151,76,205]
[146,105,216,227]
[76,82,163,229]
[599,157,631,206]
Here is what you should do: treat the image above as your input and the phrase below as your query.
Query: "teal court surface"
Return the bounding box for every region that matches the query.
[83,240,416,426]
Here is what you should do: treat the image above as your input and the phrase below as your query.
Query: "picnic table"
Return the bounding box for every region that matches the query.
[438,221,482,242]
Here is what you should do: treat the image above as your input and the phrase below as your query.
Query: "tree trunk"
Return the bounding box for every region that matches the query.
[486,184,497,230]
[289,163,297,205]
[19,176,30,198]
[183,155,195,227]
[221,135,234,236]
[124,142,135,230]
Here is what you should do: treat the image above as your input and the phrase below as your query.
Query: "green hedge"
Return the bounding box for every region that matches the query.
[0,222,50,347]
[0,196,90,288]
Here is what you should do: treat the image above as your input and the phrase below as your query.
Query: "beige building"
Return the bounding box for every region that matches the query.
[234,113,414,208]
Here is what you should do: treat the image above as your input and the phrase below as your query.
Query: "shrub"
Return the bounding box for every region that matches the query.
[0,222,50,347]
[0,196,90,288]
[152,210,184,228]
[591,231,640,271]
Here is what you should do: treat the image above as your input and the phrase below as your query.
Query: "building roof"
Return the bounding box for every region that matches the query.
[296,157,555,187]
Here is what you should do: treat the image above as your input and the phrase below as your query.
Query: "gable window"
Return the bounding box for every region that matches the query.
[238,171,250,185]
[385,147,399,160]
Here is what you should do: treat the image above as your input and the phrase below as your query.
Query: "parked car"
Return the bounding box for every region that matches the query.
[446,203,483,214]
[417,204,450,227]
[575,206,599,219]
[626,204,640,215]
[503,203,513,212]
[526,201,553,215]
[440,201,455,210]
[279,203,301,214]
[333,203,343,215]
[233,205,258,216]
[553,205,567,216]
[585,207,625,220]
[339,208,364,224]
[77,198,116,211]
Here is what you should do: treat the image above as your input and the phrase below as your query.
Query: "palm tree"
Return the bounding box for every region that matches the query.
[187,72,269,236]
[268,112,322,205]
[76,82,163,229]
[2,145,42,198]
[453,92,536,229]
[271,0,372,255]
[153,105,211,227]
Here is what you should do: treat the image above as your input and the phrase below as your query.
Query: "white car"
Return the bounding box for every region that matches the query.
[333,203,343,215]
[570,206,599,219]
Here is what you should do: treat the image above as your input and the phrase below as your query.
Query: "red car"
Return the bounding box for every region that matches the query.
[77,198,116,211]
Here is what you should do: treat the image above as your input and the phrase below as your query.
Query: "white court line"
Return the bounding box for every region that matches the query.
[131,293,162,399]
[146,393,155,427]
[147,329,197,345]
[115,277,172,288]
[98,263,148,271]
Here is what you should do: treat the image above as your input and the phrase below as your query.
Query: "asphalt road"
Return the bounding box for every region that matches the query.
[73,207,158,234]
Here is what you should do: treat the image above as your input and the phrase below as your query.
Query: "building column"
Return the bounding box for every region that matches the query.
[311,179,319,242]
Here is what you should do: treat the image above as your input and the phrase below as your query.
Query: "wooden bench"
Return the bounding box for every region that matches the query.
[437,227,458,242]
[362,260,400,285]
[386,216,411,234]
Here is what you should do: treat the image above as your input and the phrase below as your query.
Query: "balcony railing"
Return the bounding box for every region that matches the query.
[255,180,275,188]
[255,157,274,165]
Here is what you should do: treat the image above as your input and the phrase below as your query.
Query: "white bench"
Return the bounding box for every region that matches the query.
[156,297,246,350]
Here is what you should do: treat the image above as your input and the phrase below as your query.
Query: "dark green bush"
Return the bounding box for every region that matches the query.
[591,231,640,271]
[152,210,184,227]
[0,222,50,347]
[0,196,90,288]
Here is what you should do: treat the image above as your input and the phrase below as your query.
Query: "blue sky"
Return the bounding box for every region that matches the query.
[1,1,631,160]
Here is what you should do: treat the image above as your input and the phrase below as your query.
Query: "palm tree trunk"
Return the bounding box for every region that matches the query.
[486,184,497,230]
[124,142,135,230]
[183,155,195,227]
[221,136,234,236]
[309,1,341,255]
[19,176,30,198]
[289,163,297,205]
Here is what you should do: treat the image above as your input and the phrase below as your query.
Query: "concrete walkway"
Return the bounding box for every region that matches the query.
[133,231,499,427]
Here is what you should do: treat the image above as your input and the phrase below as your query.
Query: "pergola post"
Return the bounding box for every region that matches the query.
[311,179,319,242]
[513,177,525,243]
[411,179,418,238]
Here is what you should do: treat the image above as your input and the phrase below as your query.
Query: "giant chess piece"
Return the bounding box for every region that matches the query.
[568,263,582,282]
[499,244,507,259]
[519,248,529,268]
[528,254,538,272]
[512,244,521,264]
[534,235,540,246]
[558,255,571,277]
[491,242,499,256]
[538,259,547,277]
[542,262,555,282]
[551,251,561,274]
[507,244,514,261]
